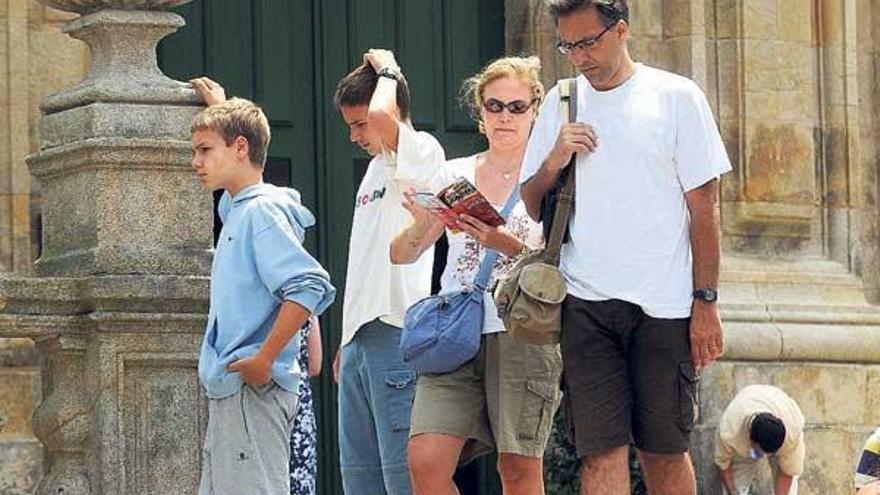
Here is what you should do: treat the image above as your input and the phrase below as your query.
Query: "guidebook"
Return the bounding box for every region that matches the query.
[412,177,505,233]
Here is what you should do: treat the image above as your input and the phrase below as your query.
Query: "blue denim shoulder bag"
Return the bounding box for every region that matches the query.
[400,185,520,374]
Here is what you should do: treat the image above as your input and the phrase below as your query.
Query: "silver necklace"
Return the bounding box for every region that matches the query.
[481,153,518,181]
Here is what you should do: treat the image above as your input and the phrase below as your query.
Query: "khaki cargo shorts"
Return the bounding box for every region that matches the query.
[410,331,562,464]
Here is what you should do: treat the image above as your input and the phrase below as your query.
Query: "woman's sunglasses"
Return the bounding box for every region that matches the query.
[482,98,537,114]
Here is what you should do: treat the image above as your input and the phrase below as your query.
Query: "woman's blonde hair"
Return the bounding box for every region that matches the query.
[459,55,544,124]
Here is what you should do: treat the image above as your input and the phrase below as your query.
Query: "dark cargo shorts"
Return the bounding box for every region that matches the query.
[560,296,699,457]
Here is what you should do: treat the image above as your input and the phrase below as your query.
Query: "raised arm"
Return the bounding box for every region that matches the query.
[190,76,227,106]
[364,49,404,152]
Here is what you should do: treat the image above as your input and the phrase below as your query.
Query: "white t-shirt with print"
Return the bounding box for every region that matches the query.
[438,155,543,334]
[520,64,732,318]
[341,124,446,347]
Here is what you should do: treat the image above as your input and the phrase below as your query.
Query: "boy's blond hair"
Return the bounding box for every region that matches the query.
[191,97,271,167]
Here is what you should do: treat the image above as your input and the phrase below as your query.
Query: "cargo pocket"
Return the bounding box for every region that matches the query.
[384,369,417,432]
[517,380,557,440]
[677,362,700,433]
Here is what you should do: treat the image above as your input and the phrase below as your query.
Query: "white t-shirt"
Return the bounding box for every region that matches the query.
[438,155,543,334]
[341,124,446,347]
[520,64,732,318]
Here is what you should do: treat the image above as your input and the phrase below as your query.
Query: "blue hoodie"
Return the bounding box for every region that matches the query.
[198,183,336,399]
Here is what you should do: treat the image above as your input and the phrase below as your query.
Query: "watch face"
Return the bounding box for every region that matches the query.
[695,288,718,301]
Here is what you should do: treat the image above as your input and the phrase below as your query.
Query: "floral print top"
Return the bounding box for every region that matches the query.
[438,154,544,334]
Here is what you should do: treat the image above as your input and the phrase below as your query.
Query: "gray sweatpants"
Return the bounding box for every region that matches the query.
[199,382,299,495]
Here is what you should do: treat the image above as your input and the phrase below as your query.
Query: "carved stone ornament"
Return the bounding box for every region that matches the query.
[38,0,192,14]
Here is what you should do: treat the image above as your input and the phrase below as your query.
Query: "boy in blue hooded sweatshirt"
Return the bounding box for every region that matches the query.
[190,96,336,495]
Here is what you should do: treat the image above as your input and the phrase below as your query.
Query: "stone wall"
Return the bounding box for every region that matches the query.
[0,4,87,493]
[0,1,87,274]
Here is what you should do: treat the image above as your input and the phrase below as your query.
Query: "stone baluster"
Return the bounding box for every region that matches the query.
[31,334,90,495]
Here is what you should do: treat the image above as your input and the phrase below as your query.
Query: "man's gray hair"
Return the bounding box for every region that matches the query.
[548,0,629,26]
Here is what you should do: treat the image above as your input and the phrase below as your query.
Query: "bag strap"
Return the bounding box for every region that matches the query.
[473,185,521,292]
[545,78,578,266]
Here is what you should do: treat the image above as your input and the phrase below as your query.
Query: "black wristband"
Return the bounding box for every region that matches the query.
[377,67,402,81]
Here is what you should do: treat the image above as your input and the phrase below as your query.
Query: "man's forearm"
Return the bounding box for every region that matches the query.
[367,74,401,151]
[687,180,721,289]
[256,300,311,364]
[521,158,564,221]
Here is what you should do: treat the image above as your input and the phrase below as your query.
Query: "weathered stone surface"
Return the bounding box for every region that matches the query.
[41,10,202,113]
[0,439,43,495]
[27,138,212,277]
[40,0,191,14]
[0,368,40,438]
[40,102,197,148]
[0,338,38,366]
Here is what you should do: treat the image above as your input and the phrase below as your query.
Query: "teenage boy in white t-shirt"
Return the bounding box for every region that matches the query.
[332,49,445,495]
[520,1,732,495]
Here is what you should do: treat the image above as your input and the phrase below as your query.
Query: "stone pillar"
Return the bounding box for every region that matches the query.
[504,0,576,90]
[0,0,34,274]
[0,1,211,493]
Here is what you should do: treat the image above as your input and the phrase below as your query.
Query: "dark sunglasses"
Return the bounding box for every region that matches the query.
[482,98,537,114]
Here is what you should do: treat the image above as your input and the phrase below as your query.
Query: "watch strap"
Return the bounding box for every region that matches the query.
[377,67,401,81]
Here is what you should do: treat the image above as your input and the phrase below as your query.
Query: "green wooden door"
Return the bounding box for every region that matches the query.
[159,2,505,494]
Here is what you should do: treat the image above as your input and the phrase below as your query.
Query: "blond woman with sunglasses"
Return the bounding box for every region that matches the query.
[390,56,563,495]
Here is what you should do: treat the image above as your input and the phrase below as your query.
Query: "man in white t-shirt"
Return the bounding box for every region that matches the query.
[332,49,445,495]
[520,1,731,494]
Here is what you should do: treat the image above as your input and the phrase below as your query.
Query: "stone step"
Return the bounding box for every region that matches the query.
[723,304,880,324]
[721,255,855,275]
[0,368,39,439]
[721,256,863,287]
[721,281,870,308]
[721,255,875,310]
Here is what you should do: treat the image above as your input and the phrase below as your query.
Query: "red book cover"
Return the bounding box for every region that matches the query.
[412,177,505,233]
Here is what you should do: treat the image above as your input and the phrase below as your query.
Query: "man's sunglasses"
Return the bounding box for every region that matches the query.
[482,98,537,114]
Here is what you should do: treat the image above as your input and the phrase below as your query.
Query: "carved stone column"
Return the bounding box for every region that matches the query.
[0,1,211,493]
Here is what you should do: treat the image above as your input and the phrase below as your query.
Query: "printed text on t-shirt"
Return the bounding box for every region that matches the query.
[356,186,386,208]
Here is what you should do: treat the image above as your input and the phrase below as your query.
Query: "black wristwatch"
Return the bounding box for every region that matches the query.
[692,288,718,302]
[377,67,402,81]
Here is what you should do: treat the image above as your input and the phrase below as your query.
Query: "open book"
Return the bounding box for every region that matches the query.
[411,177,505,233]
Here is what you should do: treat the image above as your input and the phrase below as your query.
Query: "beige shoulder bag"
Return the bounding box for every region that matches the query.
[493,77,577,345]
